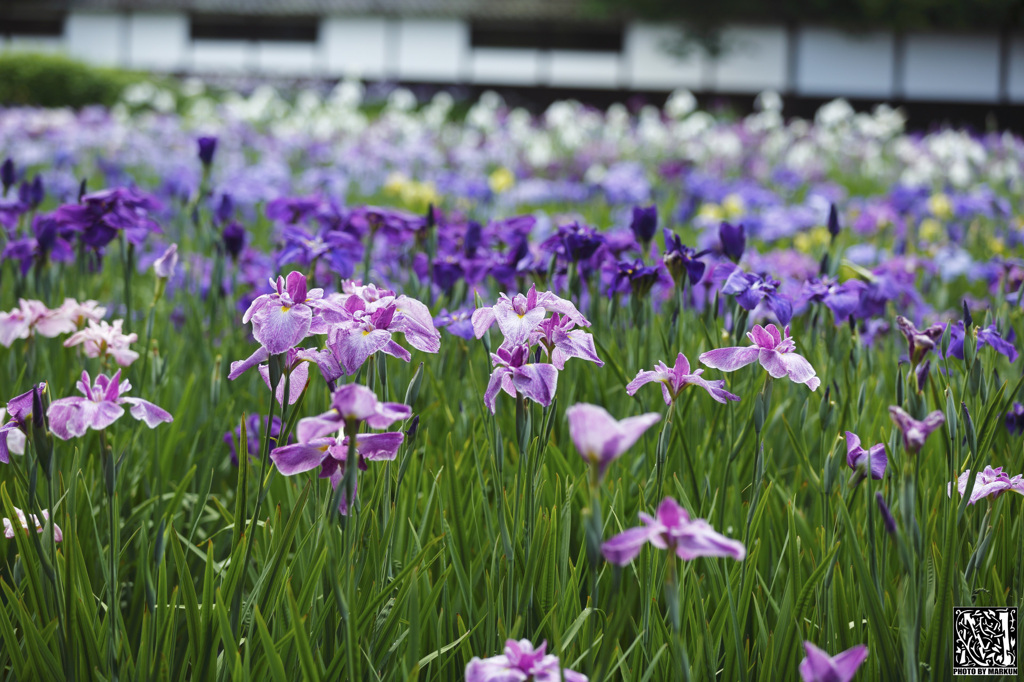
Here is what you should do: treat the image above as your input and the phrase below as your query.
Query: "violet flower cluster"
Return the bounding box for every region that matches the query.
[473,285,601,413]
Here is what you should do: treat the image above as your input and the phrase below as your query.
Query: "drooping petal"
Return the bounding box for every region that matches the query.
[252,304,312,355]
[551,329,603,370]
[484,367,510,414]
[625,370,664,397]
[259,361,310,406]
[757,348,790,379]
[270,440,331,475]
[340,431,405,461]
[228,346,270,380]
[777,351,820,390]
[831,645,869,682]
[364,402,412,430]
[601,526,660,565]
[699,346,760,372]
[121,397,174,428]
[329,327,392,375]
[511,363,558,408]
[674,518,747,561]
[470,306,497,339]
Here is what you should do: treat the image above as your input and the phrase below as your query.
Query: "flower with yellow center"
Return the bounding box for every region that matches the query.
[488,167,515,194]
[928,193,952,220]
[722,193,746,219]
[918,218,943,243]
[698,203,723,222]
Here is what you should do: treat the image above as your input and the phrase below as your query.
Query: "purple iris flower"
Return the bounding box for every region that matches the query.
[888,406,945,454]
[0,384,46,463]
[798,642,868,682]
[242,271,332,355]
[630,205,658,245]
[602,497,746,565]
[0,158,14,193]
[827,203,841,237]
[433,308,475,340]
[566,403,660,480]
[197,136,218,166]
[54,186,163,249]
[611,259,662,298]
[799,277,866,323]
[627,352,740,405]
[19,175,44,209]
[720,266,793,325]
[276,224,362,278]
[948,466,1024,504]
[531,313,603,370]
[270,383,411,514]
[153,243,178,279]
[471,285,590,346]
[465,639,587,682]
[224,414,288,465]
[1007,402,1024,435]
[876,493,897,534]
[662,229,708,286]
[4,508,62,543]
[548,221,604,262]
[483,344,558,414]
[719,221,746,262]
[896,316,944,366]
[229,346,342,404]
[325,287,440,375]
[699,323,820,390]
[214,193,234,224]
[946,321,1018,363]
[845,431,887,480]
[47,371,172,440]
[222,221,246,260]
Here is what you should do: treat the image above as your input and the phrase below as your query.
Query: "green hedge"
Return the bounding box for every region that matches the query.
[0,51,143,108]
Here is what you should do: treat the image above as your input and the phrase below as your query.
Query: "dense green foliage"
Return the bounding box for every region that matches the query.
[0,52,142,109]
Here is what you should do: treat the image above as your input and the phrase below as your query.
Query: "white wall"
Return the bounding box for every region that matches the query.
[191,40,254,73]
[903,34,1001,101]
[1009,35,1024,103]
[624,24,705,90]
[256,42,318,75]
[796,28,893,97]
[710,25,788,92]
[547,50,622,88]
[321,17,389,80]
[66,12,126,66]
[9,13,1019,105]
[396,19,467,82]
[128,13,188,71]
[471,48,541,85]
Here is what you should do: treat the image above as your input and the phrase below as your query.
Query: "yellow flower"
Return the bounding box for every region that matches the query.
[987,236,1006,255]
[794,226,831,254]
[722,193,745,218]
[918,218,943,243]
[698,203,723,222]
[928,193,952,220]
[488,167,515,194]
[384,171,409,196]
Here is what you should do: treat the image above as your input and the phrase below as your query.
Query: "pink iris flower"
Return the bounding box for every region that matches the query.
[3,508,62,542]
[948,466,1024,505]
[602,497,746,565]
[565,403,660,480]
[47,371,173,440]
[627,352,740,405]
[464,639,587,682]
[471,284,590,346]
[698,323,820,391]
[845,431,887,480]
[799,642,868,682]
[483,344,558,414]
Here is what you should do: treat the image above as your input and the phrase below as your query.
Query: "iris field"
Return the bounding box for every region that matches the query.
[1,83,1023,681]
